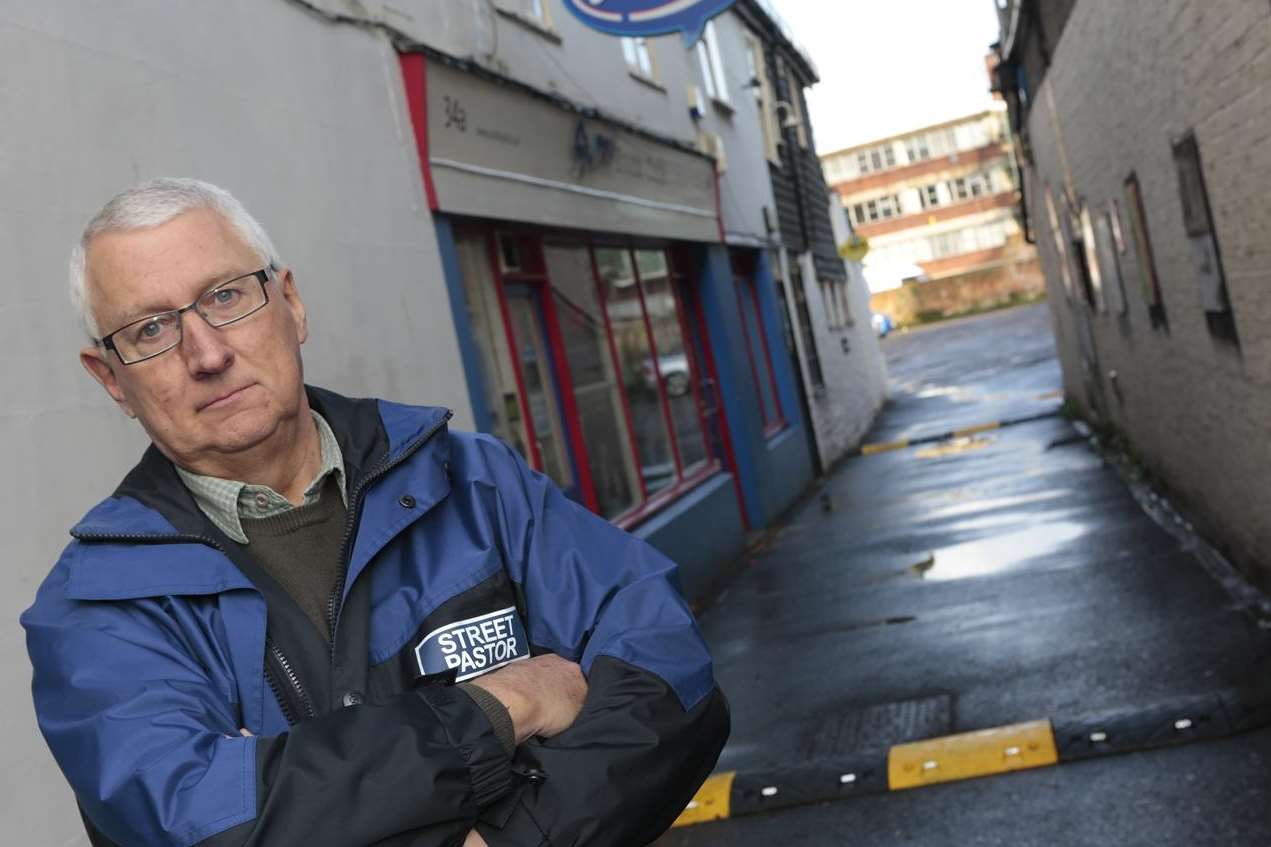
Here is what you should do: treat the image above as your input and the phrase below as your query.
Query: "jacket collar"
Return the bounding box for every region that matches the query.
[67,386,452,601]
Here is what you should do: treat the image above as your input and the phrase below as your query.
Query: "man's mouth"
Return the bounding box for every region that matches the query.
[198,384,254,411]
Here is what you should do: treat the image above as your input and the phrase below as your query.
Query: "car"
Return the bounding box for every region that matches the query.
[640,352,692,396]
[871,312,894,338]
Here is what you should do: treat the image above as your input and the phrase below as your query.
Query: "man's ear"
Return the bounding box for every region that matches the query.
[80,346,137,418]
[277,267,308,345]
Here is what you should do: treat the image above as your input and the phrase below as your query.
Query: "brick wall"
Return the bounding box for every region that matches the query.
[870,240,1044,325]
[1023,0,1271,588]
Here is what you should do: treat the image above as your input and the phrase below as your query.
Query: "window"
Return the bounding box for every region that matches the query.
[1124,172,1168,331]
[948,172,991,201]
[745,33,779,163]
[851,194,904,225]
[920,184,942,209]
[1078,204,1104,311]
[779,61,808,148]
[1044,185,1076,301]
[1172,132,1237,347]
[905,135,931,163]
[622,37,655,79]
[733,255,785,435]
[459,229,719,525]
[697,21,729,105]
[1094,208,1126,316]
[854,143,897,175]
[791,270,825,390]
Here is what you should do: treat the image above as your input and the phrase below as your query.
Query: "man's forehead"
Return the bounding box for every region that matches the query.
[86,209,259,318]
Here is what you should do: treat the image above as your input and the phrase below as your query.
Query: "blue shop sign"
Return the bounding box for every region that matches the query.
[561,0,738,46]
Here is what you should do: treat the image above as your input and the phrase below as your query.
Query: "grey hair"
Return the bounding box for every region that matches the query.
[70,178,282,339]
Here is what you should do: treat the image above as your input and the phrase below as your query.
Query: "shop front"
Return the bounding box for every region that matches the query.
[399,53,810,594]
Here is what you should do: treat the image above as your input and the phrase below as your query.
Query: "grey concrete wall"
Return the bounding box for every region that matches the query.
[1023,0,1271,586]
[2,3,474,842]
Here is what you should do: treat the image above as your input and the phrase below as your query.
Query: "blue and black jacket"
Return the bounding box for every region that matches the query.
[23,387,729,846]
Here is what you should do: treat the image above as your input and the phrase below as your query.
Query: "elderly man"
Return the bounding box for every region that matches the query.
[23,178,728,846]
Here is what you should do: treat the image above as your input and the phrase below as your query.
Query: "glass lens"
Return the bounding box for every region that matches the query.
[116,312,182,361]
[199,273,265,326]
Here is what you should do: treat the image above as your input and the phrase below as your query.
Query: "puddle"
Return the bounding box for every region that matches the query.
[913,520,1092,581]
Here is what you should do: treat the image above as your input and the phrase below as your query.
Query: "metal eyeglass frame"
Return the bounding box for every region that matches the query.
[98,266,274,365]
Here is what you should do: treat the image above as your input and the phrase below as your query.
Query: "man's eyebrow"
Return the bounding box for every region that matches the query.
[118,267,257,320]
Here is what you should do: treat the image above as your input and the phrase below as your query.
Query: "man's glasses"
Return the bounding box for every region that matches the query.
[98,267,273,365]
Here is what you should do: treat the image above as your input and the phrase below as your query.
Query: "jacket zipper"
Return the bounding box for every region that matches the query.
[325,412,453,660]
[71,531,317,727]
[266,636,316,723]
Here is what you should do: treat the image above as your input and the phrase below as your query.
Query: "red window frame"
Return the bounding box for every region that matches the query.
[486,227,724,529]
[733,269,786,437]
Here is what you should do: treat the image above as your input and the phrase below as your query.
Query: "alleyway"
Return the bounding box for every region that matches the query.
[663,303,1271,846]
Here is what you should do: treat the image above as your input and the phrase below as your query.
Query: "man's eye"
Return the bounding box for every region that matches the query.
[131,317,174,346]
[212,288,242,306]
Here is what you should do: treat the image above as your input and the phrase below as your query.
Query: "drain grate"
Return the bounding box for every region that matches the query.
[802,693,954,758]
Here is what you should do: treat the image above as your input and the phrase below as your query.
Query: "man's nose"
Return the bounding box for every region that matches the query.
[179,310,235,376]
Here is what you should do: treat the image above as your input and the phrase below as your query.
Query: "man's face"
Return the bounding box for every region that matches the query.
[80,207,310,472]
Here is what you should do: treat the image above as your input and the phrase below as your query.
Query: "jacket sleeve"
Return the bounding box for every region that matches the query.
[471,436,730,846]
[23,561,511,847]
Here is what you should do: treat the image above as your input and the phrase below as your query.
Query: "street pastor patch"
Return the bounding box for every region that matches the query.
[413,606,530,682]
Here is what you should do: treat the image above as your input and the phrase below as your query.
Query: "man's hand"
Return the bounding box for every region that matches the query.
[466,654,587,743]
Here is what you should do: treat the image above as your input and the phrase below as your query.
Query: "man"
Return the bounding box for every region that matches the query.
[23,178,729,846]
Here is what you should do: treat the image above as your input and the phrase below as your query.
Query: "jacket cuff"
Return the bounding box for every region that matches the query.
[457,682,517,756]
[414,685,513,808]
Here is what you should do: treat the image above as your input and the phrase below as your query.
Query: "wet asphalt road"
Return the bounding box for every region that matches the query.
[662,304,1271,846]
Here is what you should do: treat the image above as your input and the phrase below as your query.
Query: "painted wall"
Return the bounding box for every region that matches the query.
[1,3,474,842]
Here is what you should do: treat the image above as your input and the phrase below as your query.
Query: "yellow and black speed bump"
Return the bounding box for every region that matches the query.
[673,682,1271,828]
[848,408,1062,459]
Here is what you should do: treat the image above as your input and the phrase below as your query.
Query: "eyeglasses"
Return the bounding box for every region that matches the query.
[99,267,273,365]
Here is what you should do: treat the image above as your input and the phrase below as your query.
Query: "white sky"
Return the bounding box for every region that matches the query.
[774,0,1004,154]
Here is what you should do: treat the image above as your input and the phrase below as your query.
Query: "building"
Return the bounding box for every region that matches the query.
[729,0,888,471]
[994,0,1271,590]
[2,2,885,841]
[821,106,1043,326]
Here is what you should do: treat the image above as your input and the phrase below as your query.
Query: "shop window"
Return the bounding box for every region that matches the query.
[1123,172,1168,331]
[460,230,720,525]
[455,228,532,459]
[622,37,656,80]
[1172,132,1237,347]
[543,244,640,517]
[734,260,785,435]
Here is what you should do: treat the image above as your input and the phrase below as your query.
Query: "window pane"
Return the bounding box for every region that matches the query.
[736,276,778,425]
[697,42,717,99]
[543,245,640,518]
[595,247,677,496]
[454,230,533,462]
[506,294,574,491]
[636,250,709,471]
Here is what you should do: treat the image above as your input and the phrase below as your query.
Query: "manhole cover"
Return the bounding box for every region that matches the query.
[802,693,954,758]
